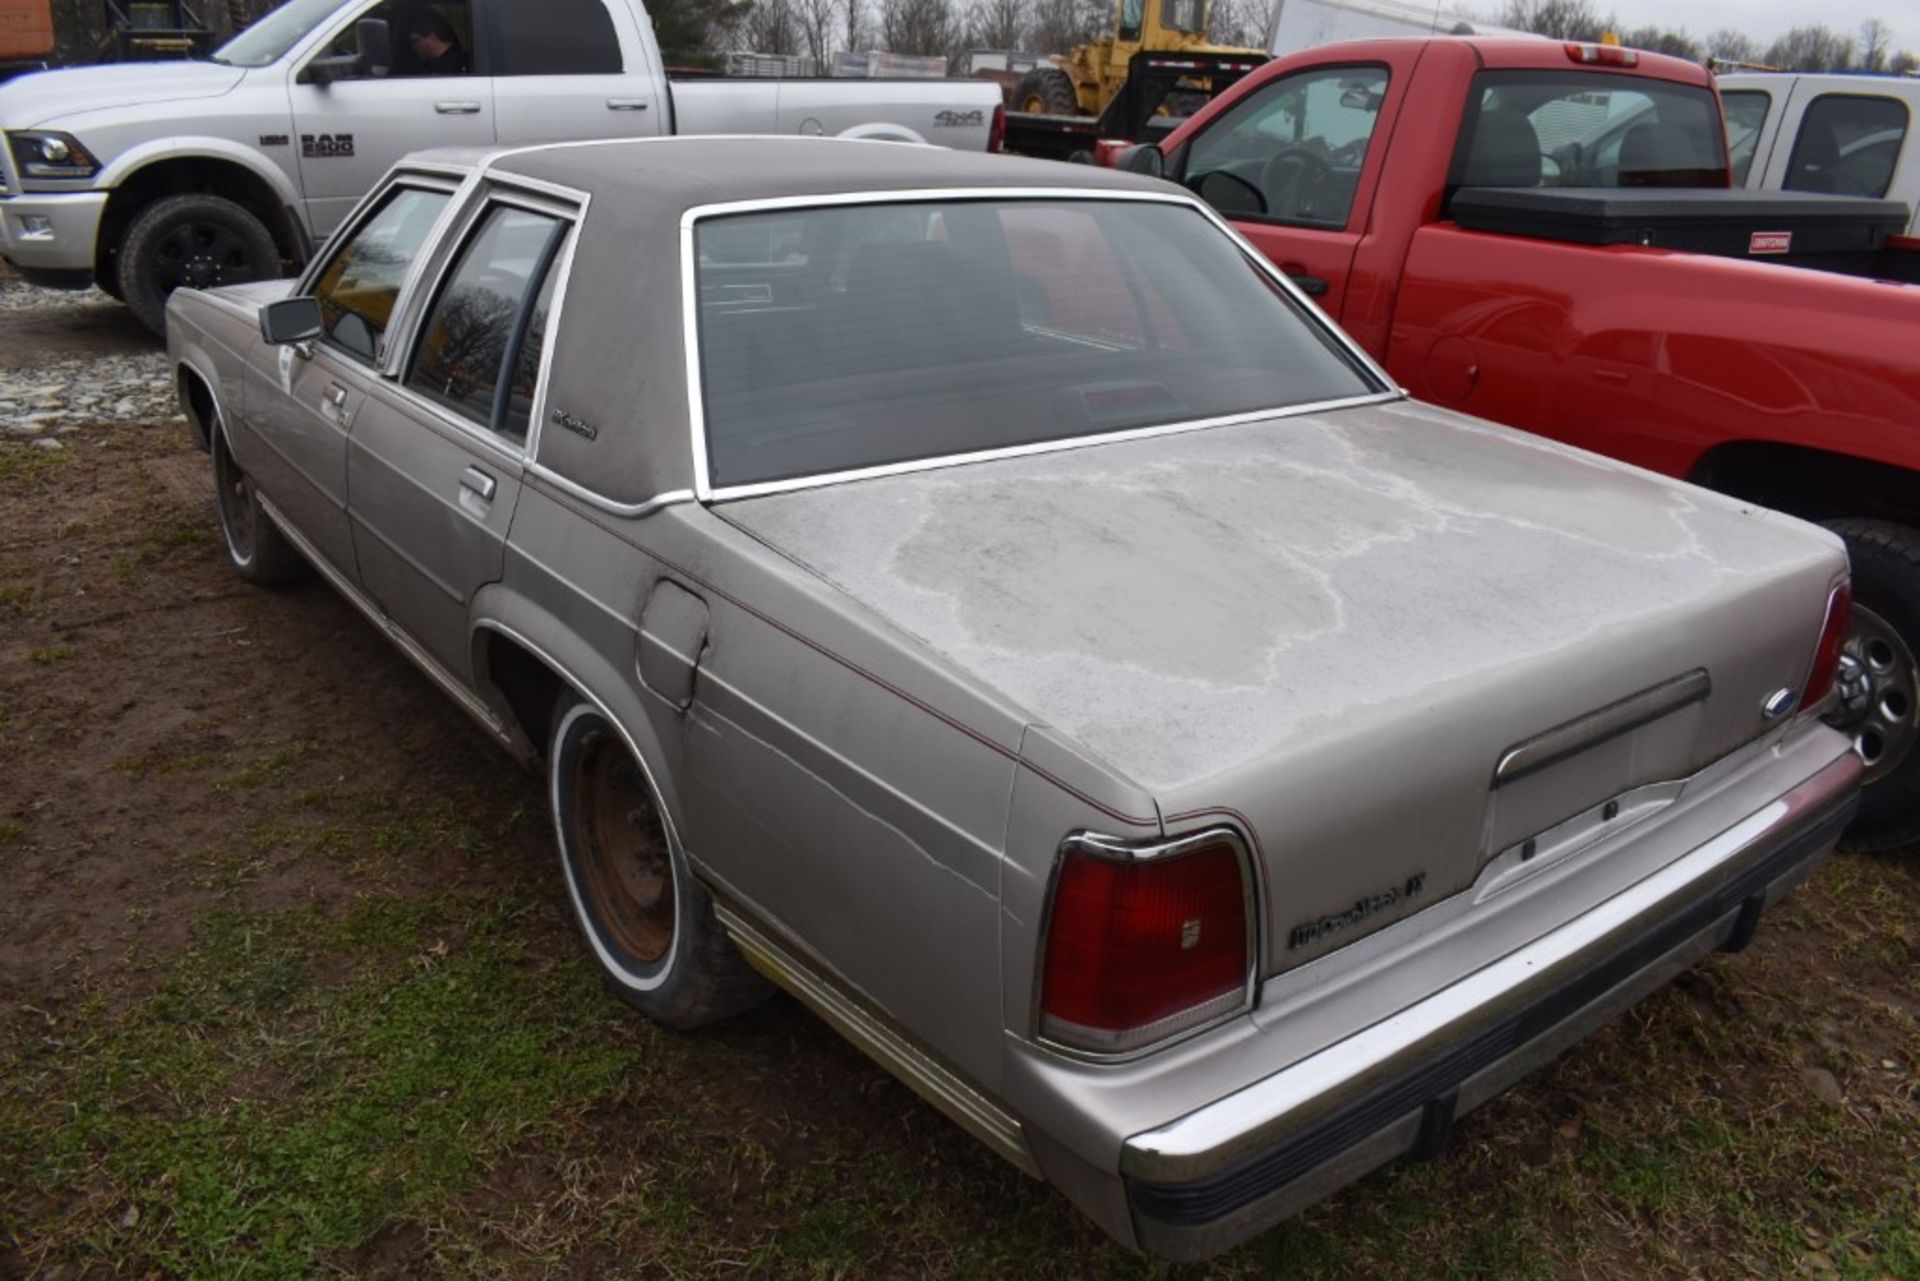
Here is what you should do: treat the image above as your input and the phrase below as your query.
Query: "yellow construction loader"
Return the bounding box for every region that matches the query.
[1013,0,1266,118]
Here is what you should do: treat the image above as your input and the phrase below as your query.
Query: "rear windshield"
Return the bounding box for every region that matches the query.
[693,198,1379,490]
[1451,71,1729,191]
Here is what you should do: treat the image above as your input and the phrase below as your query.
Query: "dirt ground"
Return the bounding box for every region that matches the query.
[1,287,1916,1280]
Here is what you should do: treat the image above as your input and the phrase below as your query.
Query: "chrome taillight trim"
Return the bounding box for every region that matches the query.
[1033,824,1262,1063]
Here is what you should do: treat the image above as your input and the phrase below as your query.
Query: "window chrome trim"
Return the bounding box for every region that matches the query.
[1031,823,1263,1063]
[677,185,1402,504]
[527,465,695,520]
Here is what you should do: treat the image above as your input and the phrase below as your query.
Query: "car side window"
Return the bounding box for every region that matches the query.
[1184,66,1389,229]
[405,204,569,444]
[311,0,475,78]
[1721,90,1771,186]
[490,0,623,74]
[1786,94,1909,198]
[310,185,452,363]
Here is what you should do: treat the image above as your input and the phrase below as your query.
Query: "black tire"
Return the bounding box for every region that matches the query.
[118,193,282,338]
[211,420,310,587]
[1821,519,1920,851]
[1014,66,1080,117]
[549,697,769,1028]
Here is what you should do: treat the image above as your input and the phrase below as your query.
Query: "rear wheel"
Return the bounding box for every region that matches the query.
[1014,67,1080,116]
[119,194,282,337]
[548,698,769,1027]
[1821,519,1920,850]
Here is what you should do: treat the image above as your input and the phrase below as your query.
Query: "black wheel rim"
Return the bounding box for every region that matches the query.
[213,435,255,564]
[150,221,268,293]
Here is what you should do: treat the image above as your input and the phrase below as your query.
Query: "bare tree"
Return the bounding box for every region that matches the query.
[1498,0,1605,42]
[1764,24,1855,71]
[882,0,959,55]
[845,0,868,50]
[1893,48,1920,76]
[1857,17,1893,72]
[744,0,803,52]
[1030,0,1102,53]
[967,0,1026,50]
[1209,0,1262,47]
[1619,25,1699,61]
[798,0,840,62]
[1705,27,1758,64]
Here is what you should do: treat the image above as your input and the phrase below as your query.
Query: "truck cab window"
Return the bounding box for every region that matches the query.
[311,1,475,78]
[1786,95,1909,199]
[406,205,569,443]
[1721,90,1771,185]
[1184,66,1389,229]
[1452,72,1726,194]
[490,0,623,75]
[310,186,452,362]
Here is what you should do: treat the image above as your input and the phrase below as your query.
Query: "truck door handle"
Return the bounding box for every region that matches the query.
[435,100,483,114]
[1286,272,1330,297]
[460,466,497,503]
[606,98,650,111]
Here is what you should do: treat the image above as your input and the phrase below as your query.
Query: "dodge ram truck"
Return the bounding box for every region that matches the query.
[1116,37,1920,847]
[0,0,1003,333]
[1720,71,1920,233]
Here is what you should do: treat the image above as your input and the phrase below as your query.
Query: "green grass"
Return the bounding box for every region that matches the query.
[27,644,75,664]
[0,819,23,845]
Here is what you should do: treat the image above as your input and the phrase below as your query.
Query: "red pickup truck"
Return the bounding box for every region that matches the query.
[1115,36,1920,847]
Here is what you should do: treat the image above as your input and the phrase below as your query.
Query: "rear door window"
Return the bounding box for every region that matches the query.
[405,203,570,444]
[310,185,452,363]
[488,0,622,74]
[1785,94,1909,198]
[1721,89,1772,185]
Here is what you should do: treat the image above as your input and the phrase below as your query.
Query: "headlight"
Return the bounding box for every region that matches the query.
[7,131,99,180]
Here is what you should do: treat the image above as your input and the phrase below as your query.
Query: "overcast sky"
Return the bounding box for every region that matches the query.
[1581,1,1914,53]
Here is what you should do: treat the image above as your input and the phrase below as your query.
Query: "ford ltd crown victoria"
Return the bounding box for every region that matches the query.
[164,137,1863,1259]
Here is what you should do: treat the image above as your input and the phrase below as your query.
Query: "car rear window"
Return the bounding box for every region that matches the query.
[692,198,1379,490]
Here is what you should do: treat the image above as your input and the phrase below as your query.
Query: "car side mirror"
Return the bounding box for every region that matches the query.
[1115,144,1164,178]
[260,296,323,346]
[1193,169,1267,217]
[301,18,391,84]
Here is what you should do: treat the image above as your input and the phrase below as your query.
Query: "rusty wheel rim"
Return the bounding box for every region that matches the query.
[213,432,255,563]
[568,726,674,963]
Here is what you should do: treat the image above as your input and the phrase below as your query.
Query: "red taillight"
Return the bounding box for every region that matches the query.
[1801,581,1852,709]
[1564,42,1639,67]
[987,103,1006,154]
[1040,834,1251,1054]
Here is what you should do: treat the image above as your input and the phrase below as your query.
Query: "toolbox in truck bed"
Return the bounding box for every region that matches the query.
[1450,188,1910,263]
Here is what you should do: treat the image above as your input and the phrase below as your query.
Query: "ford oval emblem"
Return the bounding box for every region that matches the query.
[1761,688,1799,719]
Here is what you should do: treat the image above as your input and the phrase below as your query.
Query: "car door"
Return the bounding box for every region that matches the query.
[347,192,574,677]
[1178,61,1398,322]
[237,180,457,576]
[482,0,666,145]
[284,0,494,241]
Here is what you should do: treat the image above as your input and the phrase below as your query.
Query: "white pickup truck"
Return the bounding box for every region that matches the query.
[1720,72,1920,234]
[0,0,1004,331]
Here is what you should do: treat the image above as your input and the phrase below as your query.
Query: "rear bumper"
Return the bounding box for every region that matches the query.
[1118,748,1859,1261]
[0,190,105,275]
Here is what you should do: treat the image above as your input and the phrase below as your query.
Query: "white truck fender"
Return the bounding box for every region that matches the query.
[96,135,304,214]
[832,122,930,145]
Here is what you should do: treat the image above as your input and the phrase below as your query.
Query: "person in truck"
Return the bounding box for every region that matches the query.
[402,8,468,75]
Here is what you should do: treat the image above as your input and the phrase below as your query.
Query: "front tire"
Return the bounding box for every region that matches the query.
[1822,519,1920,850]
[1014,66,1080,117]
[549,698,768,1028]
[119,193,282,337]
[211,420,310,587]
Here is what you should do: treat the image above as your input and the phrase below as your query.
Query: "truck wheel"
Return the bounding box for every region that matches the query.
[211,418,310,587]
[1821,519,1920,851]
[118,194,282,338]
[549,697,770,1028]
[1014,67,1080,117]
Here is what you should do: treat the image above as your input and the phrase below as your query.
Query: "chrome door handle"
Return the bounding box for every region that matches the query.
[435,100,483,114]
[606,98,650,111]
[460,466,497,502]
[322,383,348,408]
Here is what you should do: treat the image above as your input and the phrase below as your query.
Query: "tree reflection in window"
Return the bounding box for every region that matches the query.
[313,187,451,362]
[406,206,566,441]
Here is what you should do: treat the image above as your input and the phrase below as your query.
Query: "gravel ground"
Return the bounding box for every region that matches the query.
[0,273,180,443]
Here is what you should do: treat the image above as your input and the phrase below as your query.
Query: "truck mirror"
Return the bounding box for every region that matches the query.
[1115,145,1164,178]
[1193,169,1266,217]
[300,18,391,84]
[260,297,324,347]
